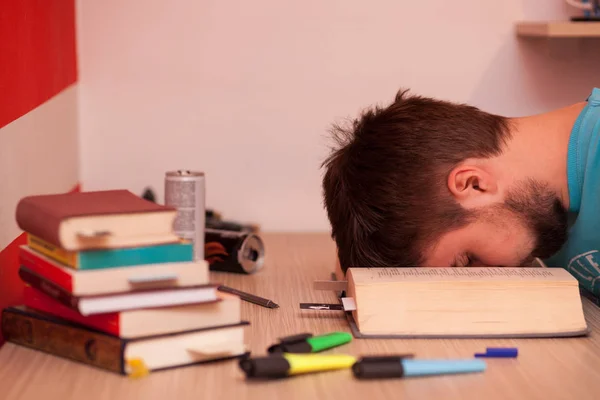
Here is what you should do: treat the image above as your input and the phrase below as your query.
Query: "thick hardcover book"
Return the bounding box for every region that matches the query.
[27,234,193,270]
[1,306,250,375]
[322,267,589,338]
[15,189,180,250]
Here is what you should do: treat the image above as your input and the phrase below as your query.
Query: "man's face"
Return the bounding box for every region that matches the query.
[425,179,569,267]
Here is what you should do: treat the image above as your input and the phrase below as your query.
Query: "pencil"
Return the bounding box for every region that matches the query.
[217,285,279,309]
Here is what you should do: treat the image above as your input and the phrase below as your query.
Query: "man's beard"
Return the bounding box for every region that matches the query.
[502,179,569,264]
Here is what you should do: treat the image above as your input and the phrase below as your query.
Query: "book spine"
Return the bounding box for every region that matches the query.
[19,246,73,292]
[1,308,125,374]
[23,286,120,336]
[19,267,81,311]
[15,199,63,248]
[27,235,194,270]
[77,241,194,270]
[27,234,78,268]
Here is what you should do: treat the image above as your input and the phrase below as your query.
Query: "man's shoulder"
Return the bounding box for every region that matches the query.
[549,90,600,297]
[574,90,600,195]
[579,88,600,139]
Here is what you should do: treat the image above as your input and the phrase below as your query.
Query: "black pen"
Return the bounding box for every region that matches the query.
[217,285,279,308]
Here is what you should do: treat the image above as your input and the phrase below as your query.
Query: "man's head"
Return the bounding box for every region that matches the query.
[321,89,568,272]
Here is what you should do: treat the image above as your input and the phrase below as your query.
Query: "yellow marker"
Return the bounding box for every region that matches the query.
[238,353,357,378]
[126,358,149,379]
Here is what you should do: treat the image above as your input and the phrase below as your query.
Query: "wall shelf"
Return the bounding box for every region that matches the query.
[516,21,600,38]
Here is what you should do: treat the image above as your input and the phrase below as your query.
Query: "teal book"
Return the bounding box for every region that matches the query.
[27,234,193,270]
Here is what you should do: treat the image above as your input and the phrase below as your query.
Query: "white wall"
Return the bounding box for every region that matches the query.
[0,86,80,249]
[76,0,600,232]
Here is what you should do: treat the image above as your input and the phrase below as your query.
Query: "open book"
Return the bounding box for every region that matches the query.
[311,266,589,338]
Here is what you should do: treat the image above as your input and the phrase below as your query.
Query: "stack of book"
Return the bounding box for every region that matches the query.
[0,189,249,376]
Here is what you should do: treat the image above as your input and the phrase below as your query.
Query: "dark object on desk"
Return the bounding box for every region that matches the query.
[474,347,518,358]
[351,355,415,379]
[299,303,345,311]
[205,229,265,274]
[352,357,486,379]
[206,218,259,233]
[141,187,156,203]
[267,331,352,354]
[239,355,291,379]
[205,206,259,233]
[217,285,279,308]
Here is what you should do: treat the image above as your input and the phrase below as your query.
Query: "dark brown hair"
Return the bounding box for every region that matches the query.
[321,89,512,272]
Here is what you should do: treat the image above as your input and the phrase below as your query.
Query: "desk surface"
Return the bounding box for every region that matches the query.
[2,232,600,400]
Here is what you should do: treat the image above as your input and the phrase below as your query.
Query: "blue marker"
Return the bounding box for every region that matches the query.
[351,356,486,379]
[474,347,518,358]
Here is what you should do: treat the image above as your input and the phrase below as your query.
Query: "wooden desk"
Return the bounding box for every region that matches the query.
[2,233,600,400]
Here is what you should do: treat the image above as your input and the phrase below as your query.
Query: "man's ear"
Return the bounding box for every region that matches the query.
[447,163,499,209]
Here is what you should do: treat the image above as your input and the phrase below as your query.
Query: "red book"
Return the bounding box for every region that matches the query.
[23,286,242,339]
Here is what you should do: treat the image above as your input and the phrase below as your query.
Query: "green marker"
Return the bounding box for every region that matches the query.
[267,332,352,354]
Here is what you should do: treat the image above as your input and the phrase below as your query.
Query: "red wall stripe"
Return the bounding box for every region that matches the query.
[0,0,78,129]
[0,184,80,347]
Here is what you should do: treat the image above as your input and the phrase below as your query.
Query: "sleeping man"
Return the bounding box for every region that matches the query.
[321,87,600,296]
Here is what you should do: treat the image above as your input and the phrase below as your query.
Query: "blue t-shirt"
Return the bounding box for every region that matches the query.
[545,88,600,296]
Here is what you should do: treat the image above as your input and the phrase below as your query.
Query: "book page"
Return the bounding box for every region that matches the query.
[349,267,576,284]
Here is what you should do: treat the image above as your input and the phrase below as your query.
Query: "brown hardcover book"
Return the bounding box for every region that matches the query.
[319,267,589,338]
[15,189,180,251]
[1,306,249,375]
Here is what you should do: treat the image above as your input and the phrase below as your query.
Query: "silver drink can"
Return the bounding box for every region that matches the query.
[164,170,205,261]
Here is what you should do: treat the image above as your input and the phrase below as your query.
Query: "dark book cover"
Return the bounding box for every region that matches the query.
[1,306,249,375]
